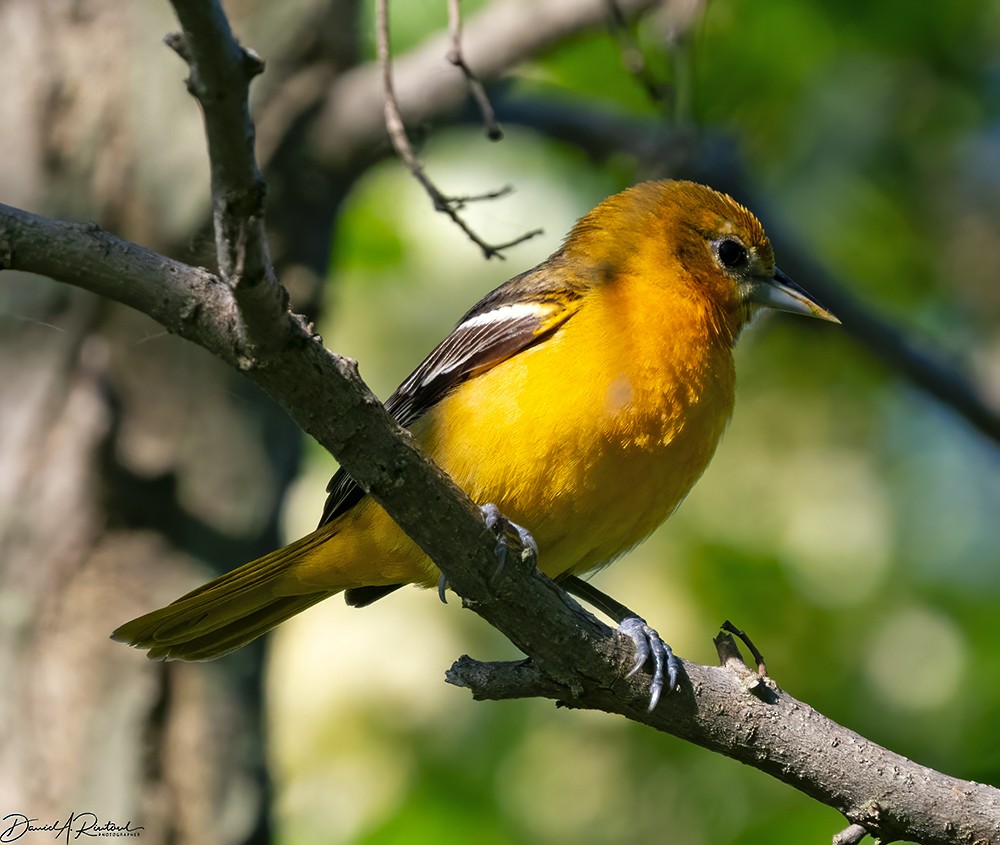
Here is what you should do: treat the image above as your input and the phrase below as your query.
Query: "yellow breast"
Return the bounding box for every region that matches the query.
[415,270,737,579]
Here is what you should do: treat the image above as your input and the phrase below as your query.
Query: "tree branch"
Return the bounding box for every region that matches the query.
[833,823,871,845]
[447,642,1000,845]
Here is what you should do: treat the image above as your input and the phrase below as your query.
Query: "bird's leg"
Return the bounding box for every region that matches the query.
[561,575,681,711]
[438,503,539,603]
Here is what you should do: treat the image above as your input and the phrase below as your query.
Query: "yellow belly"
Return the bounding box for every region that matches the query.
[418,297,734,578]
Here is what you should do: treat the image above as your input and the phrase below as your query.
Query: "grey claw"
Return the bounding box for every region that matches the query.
[480,503,538,578]
[514,523,539,564]
[618,616,680,711]
[481,503,503,531]
[438,573,448,604]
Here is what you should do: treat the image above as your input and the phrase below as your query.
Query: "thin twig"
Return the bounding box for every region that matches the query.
[447,185,514,208]
[721,619,767,678]
[375,0,541,260]
[447,0,503,140]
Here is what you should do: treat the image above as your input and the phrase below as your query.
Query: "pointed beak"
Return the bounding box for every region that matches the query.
[748,268,840,323]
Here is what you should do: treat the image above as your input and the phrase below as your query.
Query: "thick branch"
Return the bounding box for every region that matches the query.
[448,650,1000,845]
[2,201,999,845]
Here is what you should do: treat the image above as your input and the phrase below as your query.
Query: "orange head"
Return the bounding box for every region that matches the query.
[562,180,838,343]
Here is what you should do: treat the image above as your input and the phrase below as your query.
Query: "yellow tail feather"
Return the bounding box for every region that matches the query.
[112,529,340,661]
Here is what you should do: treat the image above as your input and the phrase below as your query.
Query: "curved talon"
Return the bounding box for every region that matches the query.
[480,503,538,578]
[618,616,681,711]
[438,573,448,604]
[514,523,539,564]
[481,503,508,573]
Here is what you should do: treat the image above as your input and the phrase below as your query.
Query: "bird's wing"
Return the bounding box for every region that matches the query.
[317,267,584,528]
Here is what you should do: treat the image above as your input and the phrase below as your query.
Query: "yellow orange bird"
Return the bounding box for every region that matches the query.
[113,180,837,704]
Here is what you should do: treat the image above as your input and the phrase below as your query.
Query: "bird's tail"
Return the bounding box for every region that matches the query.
[111,529,339,661]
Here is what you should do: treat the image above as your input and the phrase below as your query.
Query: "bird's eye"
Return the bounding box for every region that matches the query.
[715,238,748,270]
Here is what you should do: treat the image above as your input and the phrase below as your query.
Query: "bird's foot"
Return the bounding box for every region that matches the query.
[618,616,681,711]
[480,503,539,575]
[437,504,538,604]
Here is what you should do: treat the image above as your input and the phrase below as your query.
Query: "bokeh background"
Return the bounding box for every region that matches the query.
[1,1,998,844]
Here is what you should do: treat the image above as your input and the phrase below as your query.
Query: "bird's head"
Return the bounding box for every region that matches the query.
[563,180,838,343]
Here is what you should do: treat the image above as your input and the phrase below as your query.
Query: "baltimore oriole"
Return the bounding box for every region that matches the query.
[113,180,837,703]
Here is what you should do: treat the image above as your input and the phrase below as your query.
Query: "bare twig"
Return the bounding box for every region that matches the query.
[447,184,516,208]
[375,0,541,259]
[167,0,286,350]
[833,823,870,845]
[447,0,503,140]
[721,619,767,677]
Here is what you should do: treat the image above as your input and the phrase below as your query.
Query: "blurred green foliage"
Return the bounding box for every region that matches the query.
[269,2,1000,843]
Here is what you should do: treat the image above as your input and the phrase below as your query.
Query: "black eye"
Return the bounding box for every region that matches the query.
[716,238,748,270]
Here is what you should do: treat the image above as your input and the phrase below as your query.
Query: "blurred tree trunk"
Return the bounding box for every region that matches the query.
[0,1,358,841]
